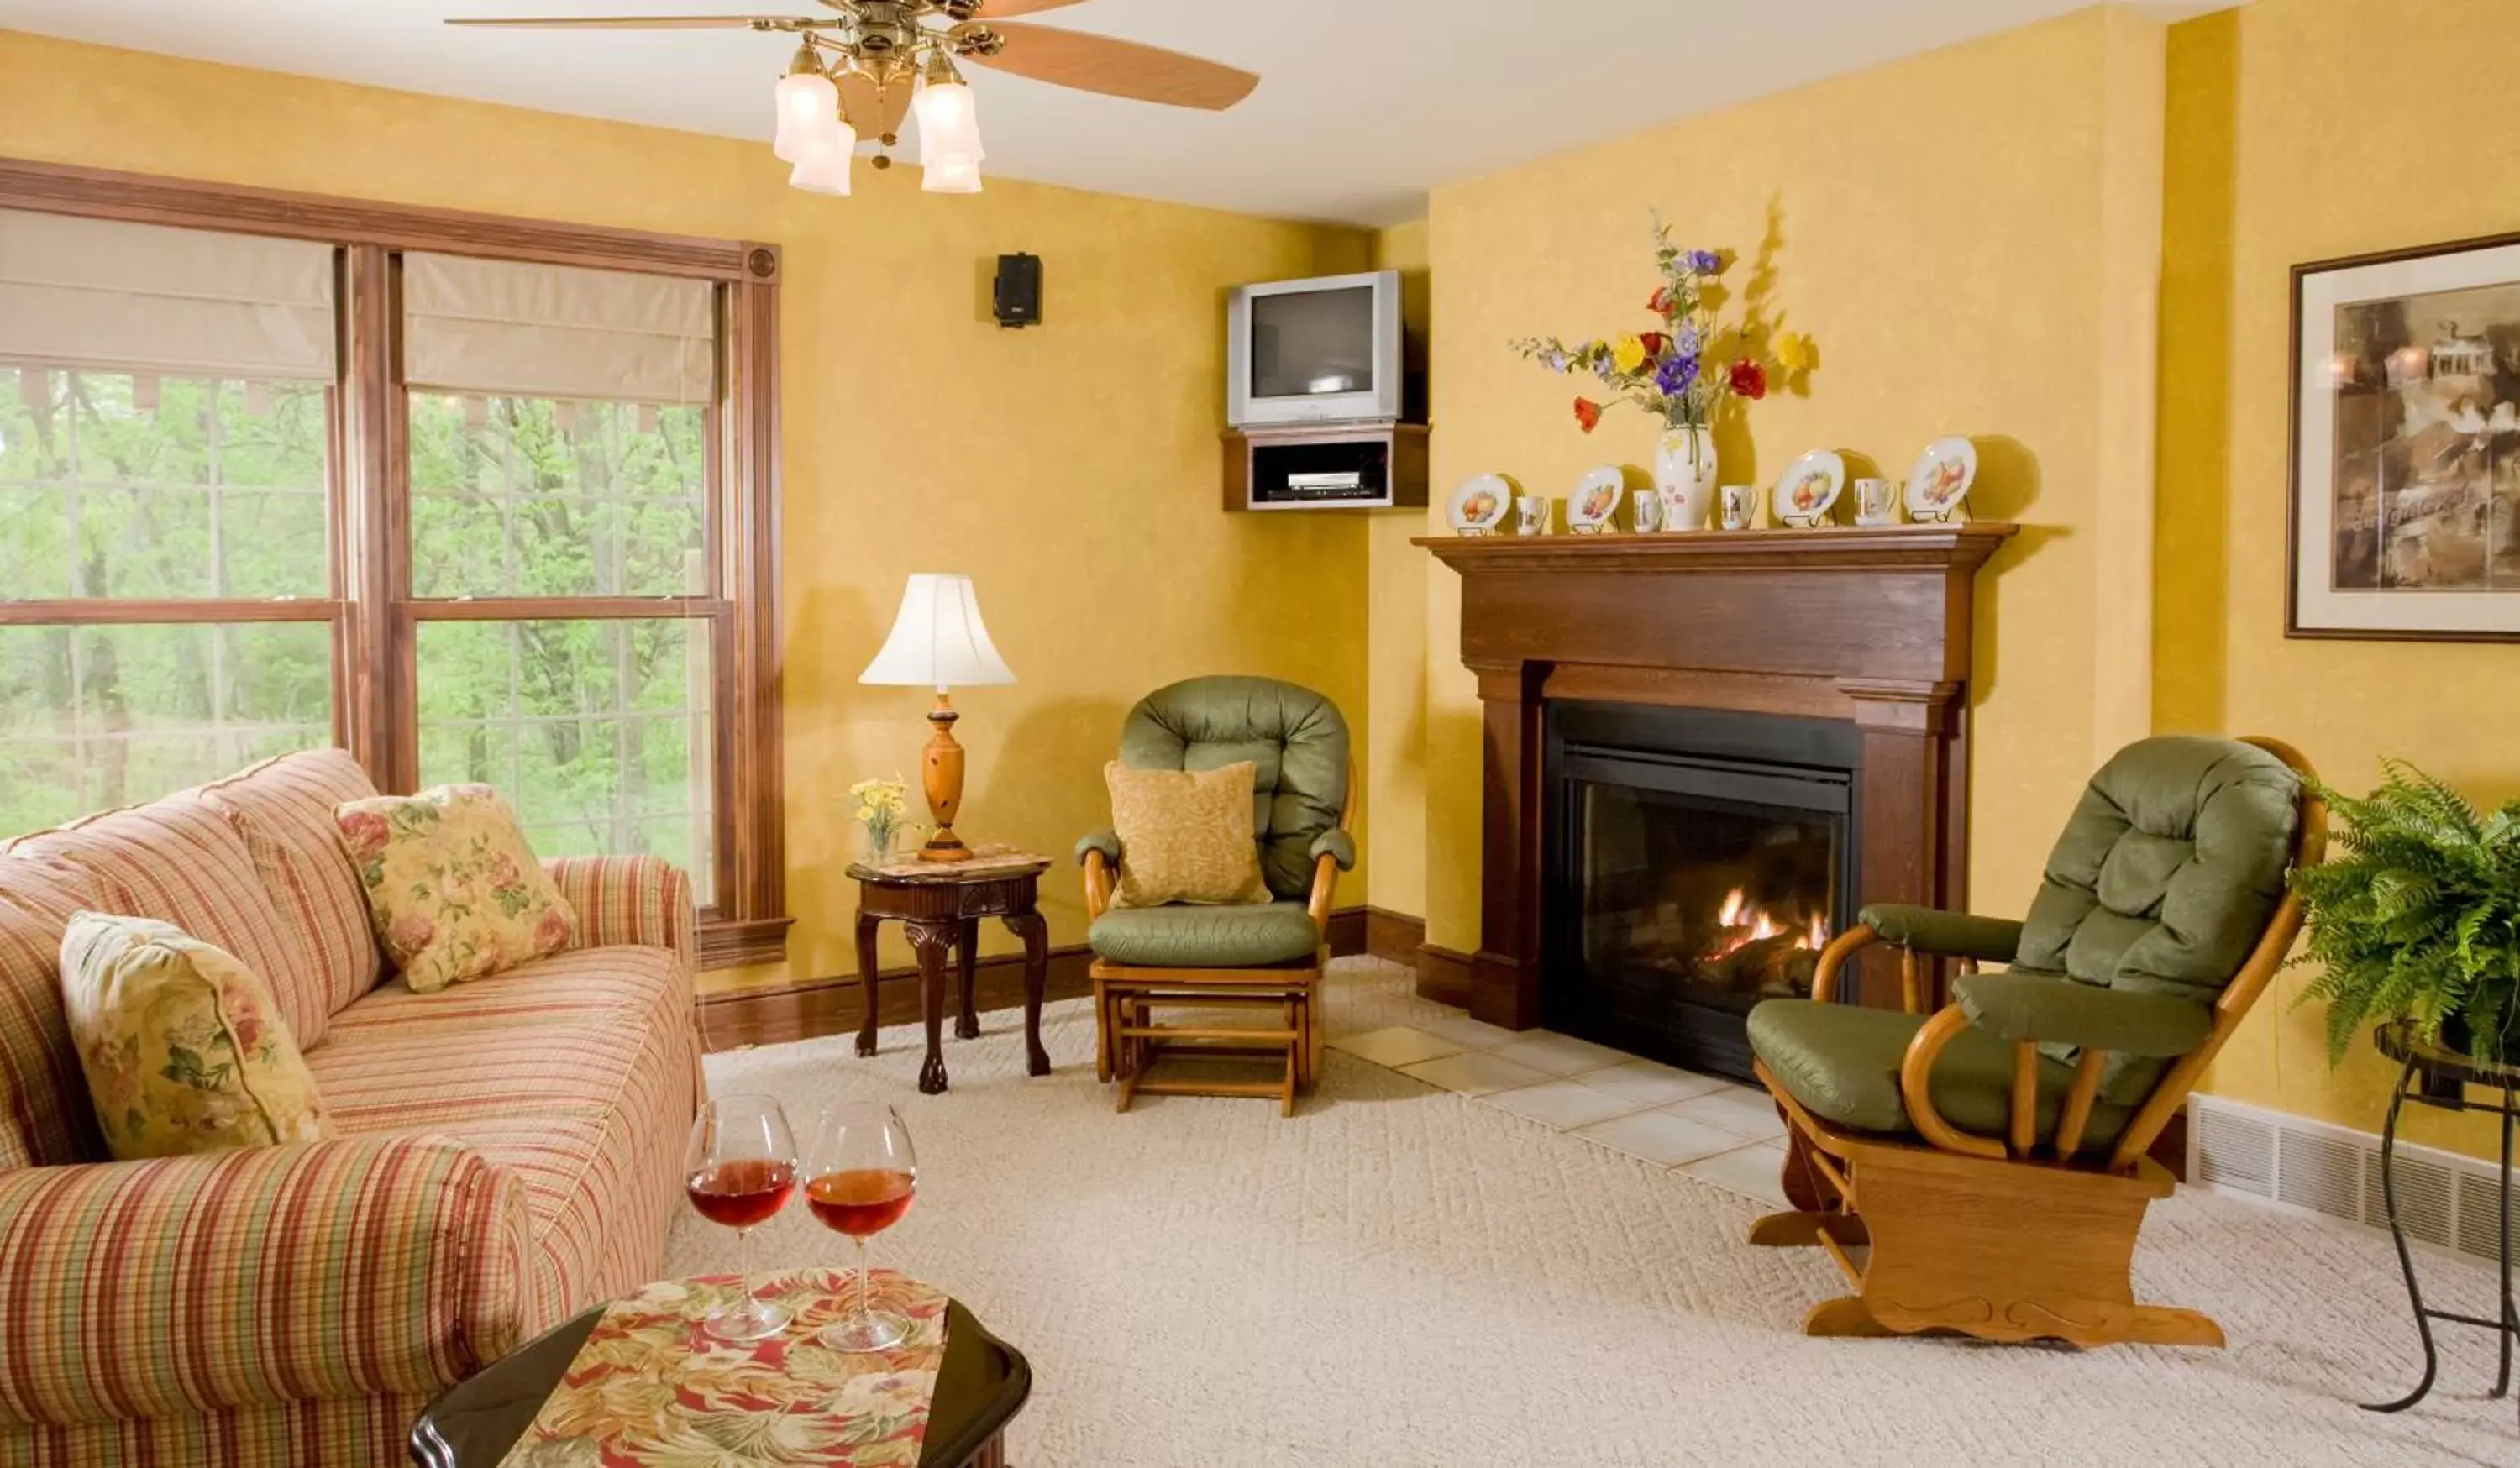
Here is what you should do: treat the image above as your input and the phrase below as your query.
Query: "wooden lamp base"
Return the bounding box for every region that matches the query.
[918,690,974,862]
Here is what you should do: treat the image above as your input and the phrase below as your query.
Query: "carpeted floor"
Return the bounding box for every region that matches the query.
[677,957,2517,1466]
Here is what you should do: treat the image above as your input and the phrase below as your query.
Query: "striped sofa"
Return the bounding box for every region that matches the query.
[0,749,706,1465]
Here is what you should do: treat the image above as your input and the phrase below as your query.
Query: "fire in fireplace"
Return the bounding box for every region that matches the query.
[1544,703,1860,1082]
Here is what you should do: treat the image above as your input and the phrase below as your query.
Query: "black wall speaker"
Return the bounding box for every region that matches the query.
[993,253,1042,328]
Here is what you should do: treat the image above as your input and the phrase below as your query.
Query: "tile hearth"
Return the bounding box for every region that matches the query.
[1327,1016,1790,1208]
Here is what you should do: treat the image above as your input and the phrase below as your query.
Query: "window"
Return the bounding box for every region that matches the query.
[0,212,339,834]
[0,173,787,967]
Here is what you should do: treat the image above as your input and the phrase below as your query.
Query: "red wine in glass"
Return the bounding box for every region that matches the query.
[688,1156,800,1229]
[805,1167,916,1237]
[803,1104,918,1352]
[684,1095,801,1341]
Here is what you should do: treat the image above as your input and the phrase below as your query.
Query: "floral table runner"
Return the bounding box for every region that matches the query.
[501,1270,950,1466]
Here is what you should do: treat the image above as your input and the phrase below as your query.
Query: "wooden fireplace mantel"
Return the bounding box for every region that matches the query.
[1415,522,2019,1025]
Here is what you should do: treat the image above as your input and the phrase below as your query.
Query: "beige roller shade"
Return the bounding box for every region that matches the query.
[403,252,715,405]
[0,208,337,380]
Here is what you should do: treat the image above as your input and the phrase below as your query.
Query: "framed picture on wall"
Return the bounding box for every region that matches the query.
[2290,230,2520,641]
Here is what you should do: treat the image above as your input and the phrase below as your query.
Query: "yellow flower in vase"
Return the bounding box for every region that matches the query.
[1612,333,1649,375]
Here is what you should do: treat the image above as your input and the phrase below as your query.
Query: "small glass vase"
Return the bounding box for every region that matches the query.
[860,823,897,865]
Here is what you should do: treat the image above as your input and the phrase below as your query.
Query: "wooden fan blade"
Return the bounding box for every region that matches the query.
[978,0,1095,15]
[444,15,813,29]
[837,72,914,141]
[972,22,1257,110]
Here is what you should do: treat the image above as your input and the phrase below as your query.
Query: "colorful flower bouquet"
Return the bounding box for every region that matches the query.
[1511,215,1813,438]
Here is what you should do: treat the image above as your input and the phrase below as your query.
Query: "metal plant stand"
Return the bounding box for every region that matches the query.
[2365,1020,2519,1429]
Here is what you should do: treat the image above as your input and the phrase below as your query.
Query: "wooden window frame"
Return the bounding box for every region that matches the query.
[0,157,790,967]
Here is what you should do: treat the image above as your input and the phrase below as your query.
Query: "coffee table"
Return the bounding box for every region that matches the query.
[407,1295,1031,1466]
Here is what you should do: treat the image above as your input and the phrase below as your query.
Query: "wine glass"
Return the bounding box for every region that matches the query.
[802,1102,918,1352]
[684,1094,800,1341]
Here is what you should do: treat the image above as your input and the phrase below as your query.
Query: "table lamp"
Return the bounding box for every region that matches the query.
[859,574,1016,862]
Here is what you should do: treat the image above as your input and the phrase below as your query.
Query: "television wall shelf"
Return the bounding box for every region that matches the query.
[1223,422,1430,513]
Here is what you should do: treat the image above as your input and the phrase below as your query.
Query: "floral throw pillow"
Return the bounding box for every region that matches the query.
[59,912,334,1161]
[334,784,578,994]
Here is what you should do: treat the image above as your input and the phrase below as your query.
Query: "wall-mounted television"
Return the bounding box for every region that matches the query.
[1227,269,1403,428]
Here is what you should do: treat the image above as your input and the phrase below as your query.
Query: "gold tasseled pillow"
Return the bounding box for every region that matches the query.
[60,912,334,1161]
[1105,761,1272,908]
[333,784,578,994]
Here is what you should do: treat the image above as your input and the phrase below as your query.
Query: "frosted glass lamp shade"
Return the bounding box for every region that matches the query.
[773,71,842,164]
[921,155,983,195]
[790,125,858,197]
[860,574,1016,689]
[913,80,985,165]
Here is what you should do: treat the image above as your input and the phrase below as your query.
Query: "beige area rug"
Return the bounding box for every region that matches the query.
[677,958,2517,1466]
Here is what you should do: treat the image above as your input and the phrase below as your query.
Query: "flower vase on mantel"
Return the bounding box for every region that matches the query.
[1655,424,1718,531]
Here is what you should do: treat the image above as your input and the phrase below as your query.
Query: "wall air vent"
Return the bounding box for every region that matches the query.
[2192,1093,2508,1265]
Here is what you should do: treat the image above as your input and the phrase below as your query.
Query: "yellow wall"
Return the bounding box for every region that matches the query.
[1365,221,1431,923]
[1408,7,2173,955]
[1377,0,2519,1152]
[2156,0,2520,1151]
[0,29,1372,993]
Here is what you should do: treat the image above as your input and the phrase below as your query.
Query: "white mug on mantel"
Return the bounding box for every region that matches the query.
[1854,477,1902,526]
[1719,484,1760,532]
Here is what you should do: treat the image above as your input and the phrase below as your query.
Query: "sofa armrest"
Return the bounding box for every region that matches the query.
[1954,972,2215,1058]
[1856,904,2024,965]
[0,1135,538,1431]
[544,854,696,974]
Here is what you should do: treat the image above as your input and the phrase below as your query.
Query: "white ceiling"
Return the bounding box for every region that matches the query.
[0,1,2214,225]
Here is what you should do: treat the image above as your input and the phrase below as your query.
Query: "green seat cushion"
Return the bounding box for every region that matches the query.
[1089,901,1320,969]
[1746,998,2134,1154]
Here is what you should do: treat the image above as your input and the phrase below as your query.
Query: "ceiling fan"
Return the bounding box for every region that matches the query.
[445,1,1262,197]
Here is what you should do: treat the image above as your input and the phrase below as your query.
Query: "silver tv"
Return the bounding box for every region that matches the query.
[1227,270,1403,427]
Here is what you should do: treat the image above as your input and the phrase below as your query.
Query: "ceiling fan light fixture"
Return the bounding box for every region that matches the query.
[912,55,985,167]
[771,47,842,164]
[921,153,983,195]
[790,121,859,197]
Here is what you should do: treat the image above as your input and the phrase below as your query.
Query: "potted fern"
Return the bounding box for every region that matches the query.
[2293,761,2520,1066]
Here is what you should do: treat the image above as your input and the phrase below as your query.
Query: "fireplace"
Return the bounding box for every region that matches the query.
[1545,703,1859,1080]
[1416,524,2015,1031]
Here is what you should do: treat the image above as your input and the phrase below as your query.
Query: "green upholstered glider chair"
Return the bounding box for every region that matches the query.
[1077,677,1356,1116]
[1745,735,2324,1350]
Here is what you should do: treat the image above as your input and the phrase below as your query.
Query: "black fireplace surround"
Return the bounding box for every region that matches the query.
[1542,702,1862,1083]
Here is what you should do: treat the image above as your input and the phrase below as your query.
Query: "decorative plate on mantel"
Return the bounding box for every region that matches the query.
[1905,437,1978,523]
[1447,474,1512,536]
[1565,465,1623,535]
[1775,450,1846,528]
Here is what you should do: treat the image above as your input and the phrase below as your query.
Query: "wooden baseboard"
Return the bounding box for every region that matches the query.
[696,947,1095,1053]
[1361,906,1423,967]
[699,904,1384,1053]
[1415,941,1475,1009]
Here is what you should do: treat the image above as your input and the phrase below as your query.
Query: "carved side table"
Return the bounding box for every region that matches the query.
[848,847,1053,1095]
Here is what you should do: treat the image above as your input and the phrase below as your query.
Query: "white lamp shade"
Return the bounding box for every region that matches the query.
[860,574,1016,689]
[921,155,984,195]
[913,81,985,165]
[772,71,842,164]
[789,125,859,197]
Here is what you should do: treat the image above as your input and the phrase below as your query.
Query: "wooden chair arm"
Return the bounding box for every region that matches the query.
[1898,1005,2008,1161]
[1809,925,1877,1004]
[1305,852,1341,930]
[1084,849,1114,922]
